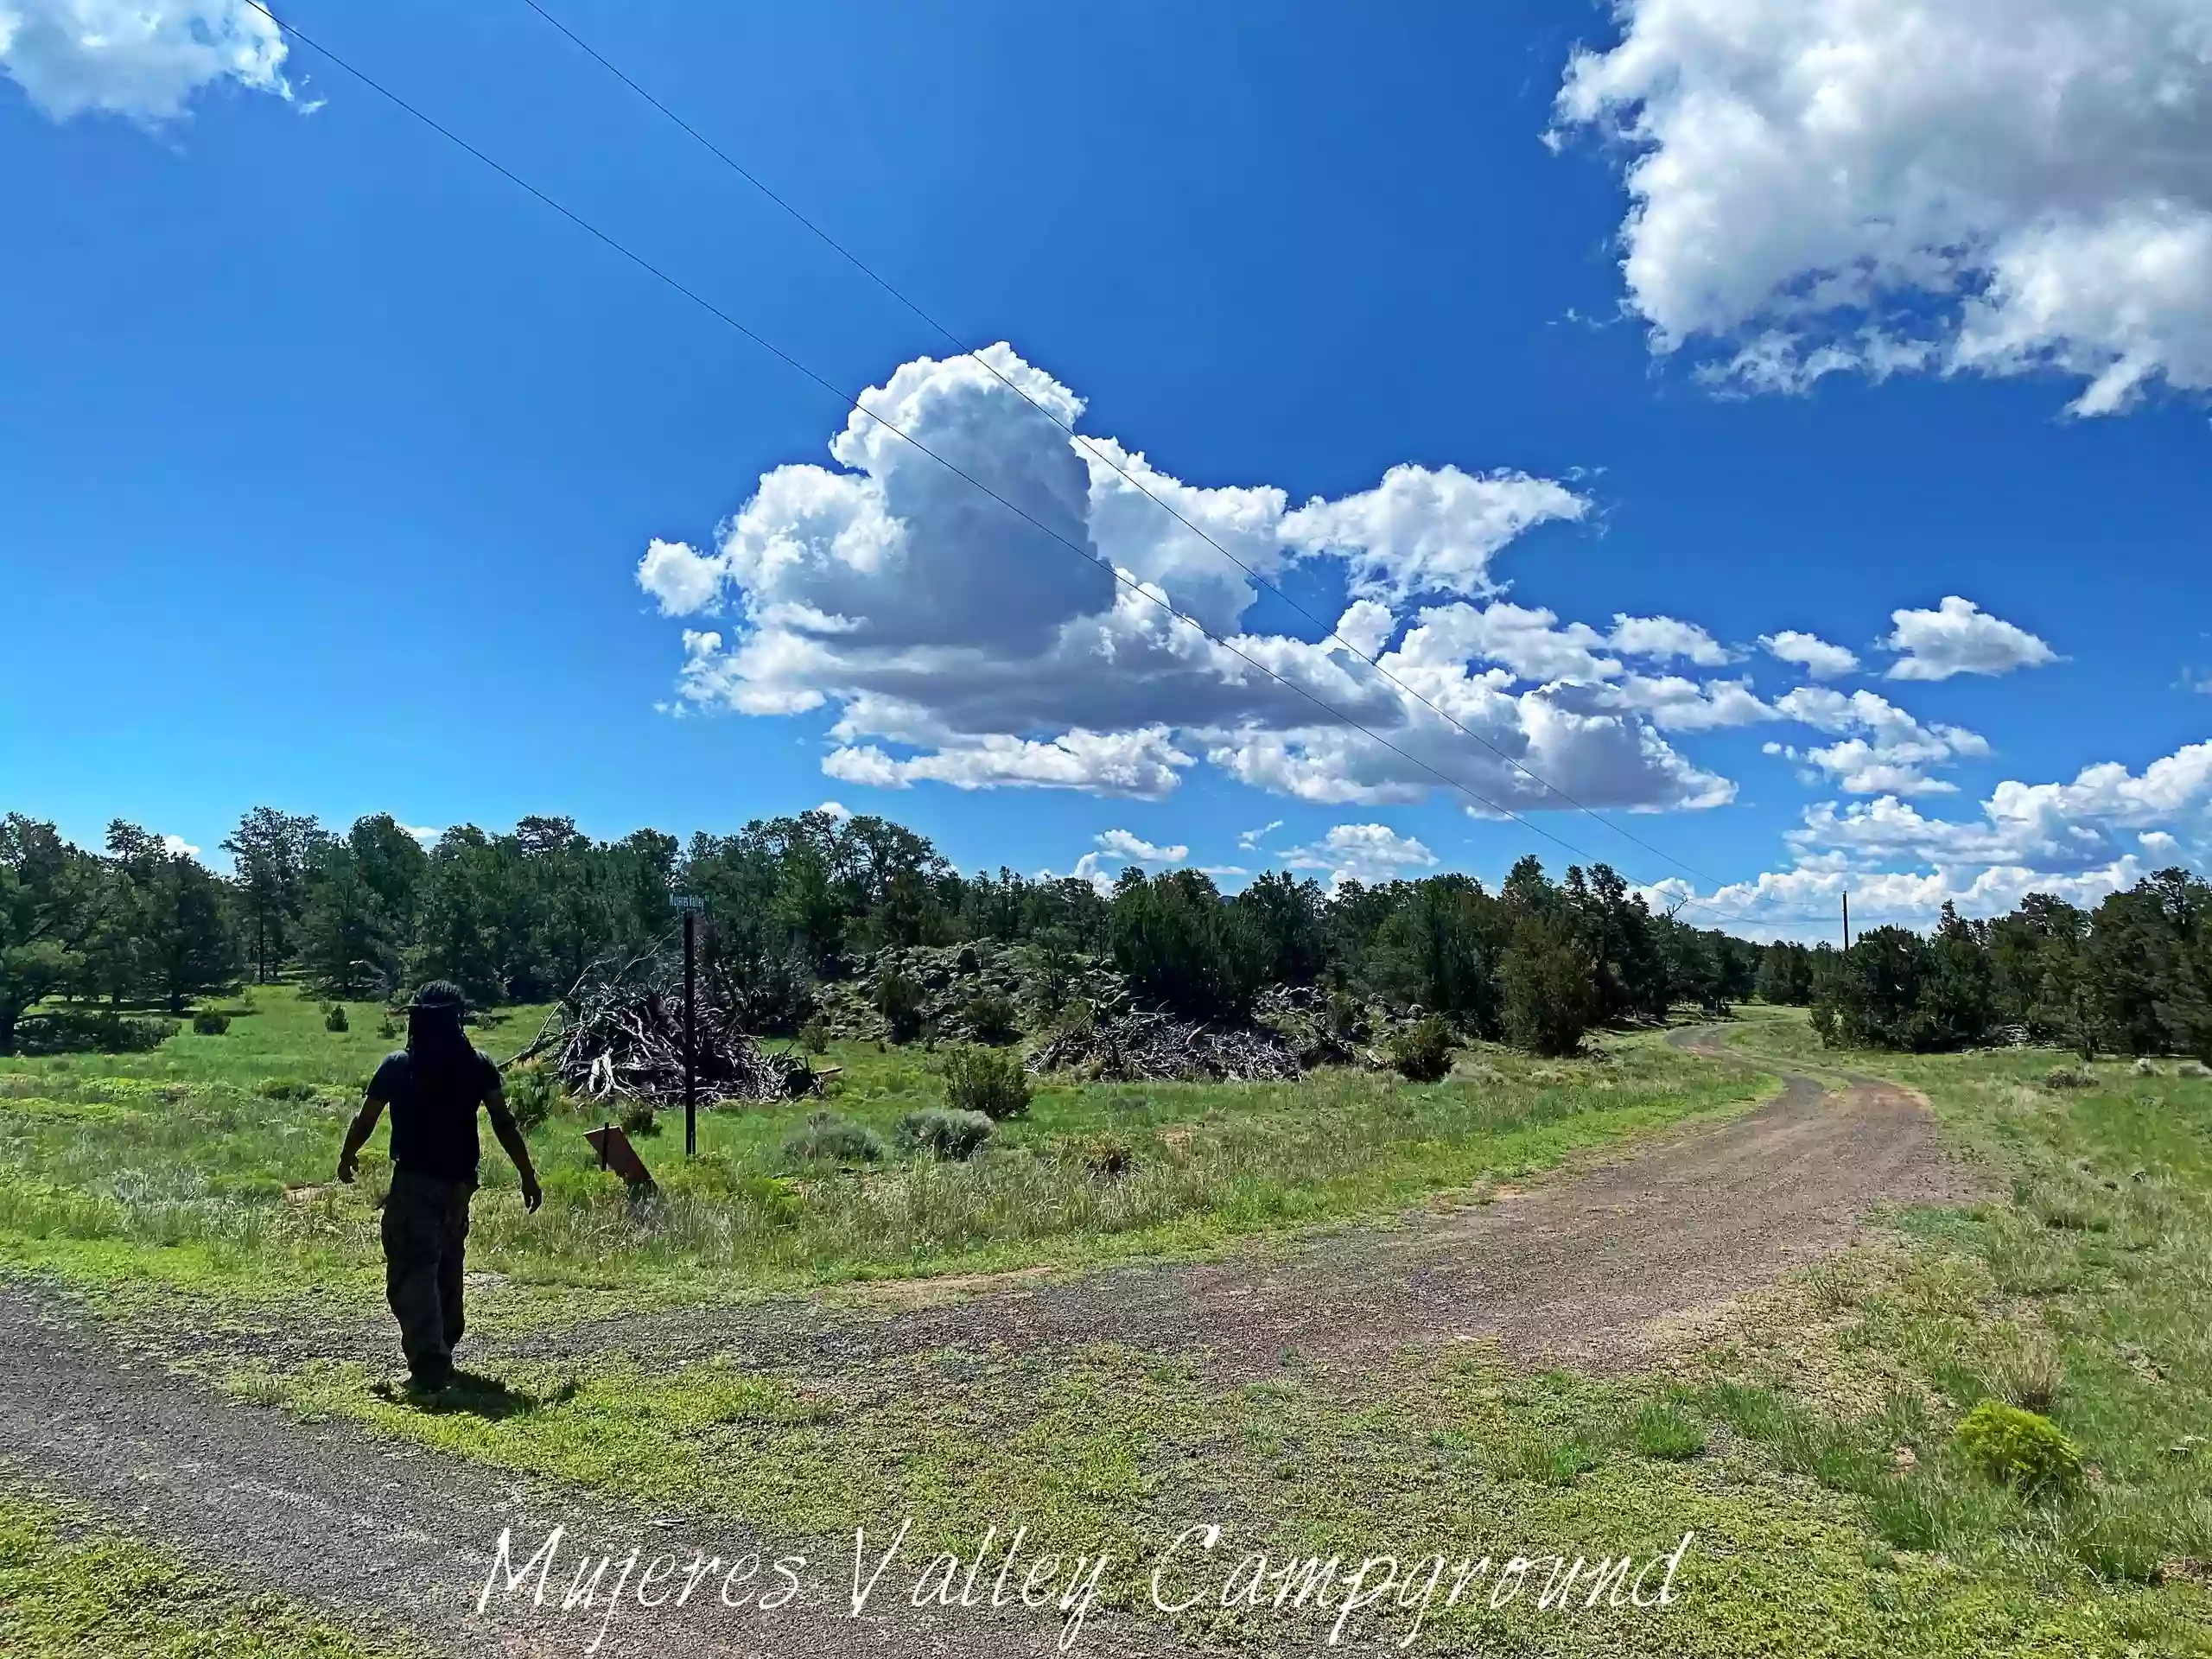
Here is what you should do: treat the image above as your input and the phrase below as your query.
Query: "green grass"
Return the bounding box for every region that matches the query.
[0,1479,410,1657]
[0,984,1768,1313]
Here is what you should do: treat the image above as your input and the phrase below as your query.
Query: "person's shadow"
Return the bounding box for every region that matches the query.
[374,1370,578,1421]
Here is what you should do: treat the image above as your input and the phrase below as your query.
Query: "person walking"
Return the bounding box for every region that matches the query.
[336,980,543,1390]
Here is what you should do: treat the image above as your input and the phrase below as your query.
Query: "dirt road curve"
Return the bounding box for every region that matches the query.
[1,1030,1962,1657]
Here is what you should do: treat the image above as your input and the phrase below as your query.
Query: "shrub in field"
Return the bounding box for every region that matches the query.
[1990,1327,2063,1414]
[943,1044,1033,1121]
[16,1010,175,1054]
[378,1014,399,1039]
[874,968,925,1044]
[2043,1065,2095,1090]
[620,1100,660,1139]
[323,1004,350,1033]
[1954,1401,2082,1497]
[896,1107,995,1160]
[963,992,1019,1046]
[1389,1016,1454,1083]
[191,1011,230,1036]
[1501,914,1596,1056]
[1069,1133,1135,1179]
[504,1064,562,1131]
[800,1018,829,1055]
[258,1078,317,1102]
[781,1109,884,1166]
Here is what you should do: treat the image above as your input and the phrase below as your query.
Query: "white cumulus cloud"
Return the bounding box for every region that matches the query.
[1774,685,1991,794]
[1280,823,1440,888]
[1555,0,2212,415]
[1094,828,1188,865]
[1607,613,1732,667]
[641,343,1739,816]
[1883,596,2058,682]
[1760,630,1859,680]
[0,0,295,122]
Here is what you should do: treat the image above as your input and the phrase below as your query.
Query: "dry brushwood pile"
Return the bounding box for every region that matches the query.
[535,964,819,1107]
[1027,1009,1302,1083]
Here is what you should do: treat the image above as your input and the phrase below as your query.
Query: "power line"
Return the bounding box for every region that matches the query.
[235,1,1750,926]
[511,0,1742,899]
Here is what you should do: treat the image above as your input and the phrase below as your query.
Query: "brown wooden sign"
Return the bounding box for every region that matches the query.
[584,1123,656,1192]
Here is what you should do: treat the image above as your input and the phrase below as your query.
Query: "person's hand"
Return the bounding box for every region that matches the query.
[336,1153,358,1185]
[520,1173,543,1214]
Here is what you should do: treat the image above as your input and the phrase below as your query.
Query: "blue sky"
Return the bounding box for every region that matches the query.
[2,0,2207,940]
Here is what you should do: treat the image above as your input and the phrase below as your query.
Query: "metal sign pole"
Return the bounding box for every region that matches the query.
[683,906,697,1158]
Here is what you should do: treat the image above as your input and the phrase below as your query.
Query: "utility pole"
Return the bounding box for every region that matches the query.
[674,894,706,1157]
[1842,891,1852,952]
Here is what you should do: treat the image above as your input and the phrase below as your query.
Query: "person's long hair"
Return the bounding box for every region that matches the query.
[406,1003,479,1091]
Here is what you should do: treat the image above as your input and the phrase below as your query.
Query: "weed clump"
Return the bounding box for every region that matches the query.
[782,1110,884,1166]
[190,1011,230,1036]
[896,1107,995,1160]
[257,1078,317,1102]
[504,1064,562,1131]
[800,1018,829,1055]
[1954,1400,2082,1497]
[1065,1133,1135,1179]
[619,1100,660,1139]
[1389,1016,1454,1083]
[1626,1400,1706,1461]
[323,1004,350,1033]
[943,1045,1033,1121]
[2043,1065,2094,1090]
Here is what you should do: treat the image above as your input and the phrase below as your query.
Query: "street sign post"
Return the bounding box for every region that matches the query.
[673,896,706,1155]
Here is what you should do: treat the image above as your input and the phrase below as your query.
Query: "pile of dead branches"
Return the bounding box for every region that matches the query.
[1027,1009,1300,1084]
[521,960,819,1108]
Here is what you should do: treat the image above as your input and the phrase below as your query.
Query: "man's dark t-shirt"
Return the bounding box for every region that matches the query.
[369,1048,500,1183]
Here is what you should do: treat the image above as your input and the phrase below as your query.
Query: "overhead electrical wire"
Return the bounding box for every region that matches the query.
[238,0,1751,925]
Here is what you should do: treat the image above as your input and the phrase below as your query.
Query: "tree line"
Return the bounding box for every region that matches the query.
[2,804,1785,1056]
[1810,874,2212,1061]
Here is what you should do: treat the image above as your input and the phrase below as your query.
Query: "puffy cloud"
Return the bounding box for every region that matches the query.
[158,833,200,858]
[1281,465,1588,602]
[1236,820,1284,851]
[0,0,294,121]
[1094,828,1187,865]
[1602,674,1777,733]
[400,824,440,845]
[1607,613,1731,667]
[822,728,1193,798]
[1883,596,2059,681]
[1653,738,2212,936]
[643,344,1736,816]
[1760,630,1859,680]
[813,801,850,820]
[1554,0,2212,414]
[1773,685,1990,793]
[1280,823,1439,888]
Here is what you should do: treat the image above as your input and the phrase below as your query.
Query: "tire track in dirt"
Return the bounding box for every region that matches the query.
[516,1027,1969,1380]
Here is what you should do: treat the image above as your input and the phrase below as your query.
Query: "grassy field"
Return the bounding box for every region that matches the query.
[9,989,2212,1655]
[0,982,1764,1317]
[0,1480,408,1659]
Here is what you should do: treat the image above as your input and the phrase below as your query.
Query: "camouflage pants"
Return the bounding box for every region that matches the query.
[381,1169,474,1382]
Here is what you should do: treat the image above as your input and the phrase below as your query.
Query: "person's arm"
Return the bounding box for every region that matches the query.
[337,1094,386,1185]
[485,1077,543,1213]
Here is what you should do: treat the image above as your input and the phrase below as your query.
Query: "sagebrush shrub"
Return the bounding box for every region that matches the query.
[620,1100,660,1138]
[2042,1065,2094,1090]
[943,1044,1033,1121]
[1389,1016,1454,1082]
[781,1109,884,1166]
[323,1004,350,1033]
[896,1107,994,1160]
[1065,1133,1135,1179]
[963,992,1019,1045]
[191,1011,230,1036]
[1954,1400,2082,1497]
[801,1018,829,1055]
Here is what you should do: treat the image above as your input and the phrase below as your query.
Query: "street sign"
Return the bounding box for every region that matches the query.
[671,894,706,912]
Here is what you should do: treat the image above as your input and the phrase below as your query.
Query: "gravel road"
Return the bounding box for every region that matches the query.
[2,1028,1963,1656]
